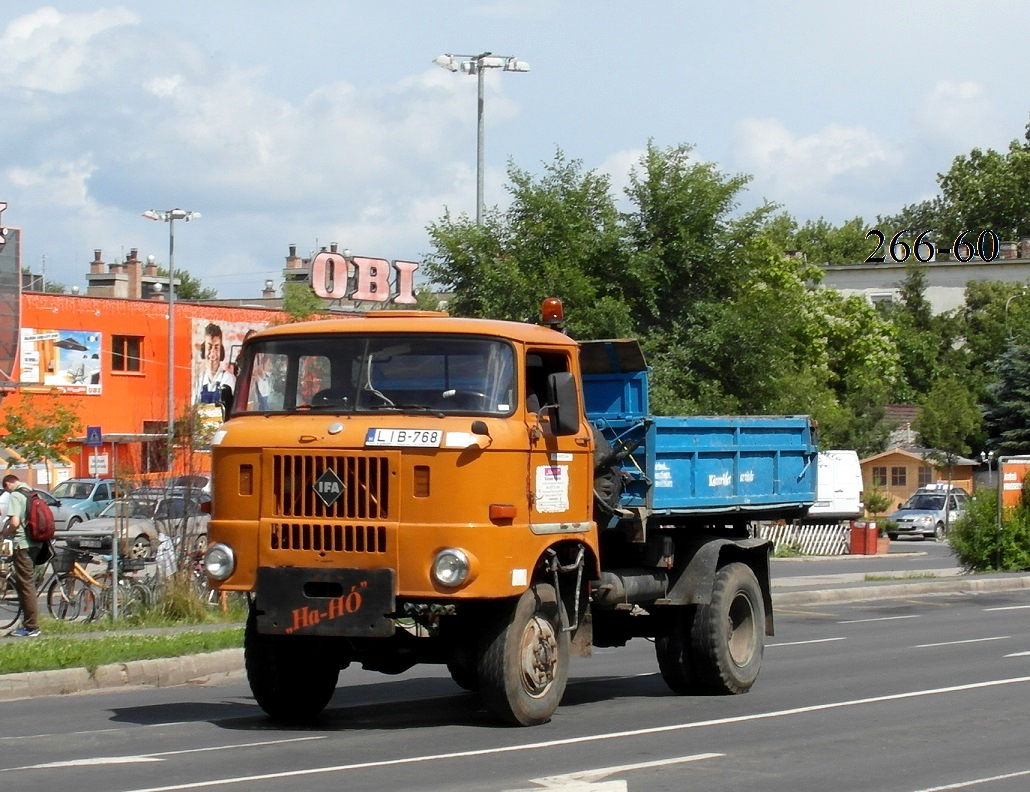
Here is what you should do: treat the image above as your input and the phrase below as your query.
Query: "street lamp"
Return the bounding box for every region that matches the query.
[1004,291,1024,339]
[142,208,201,470]
[433,52,530,225]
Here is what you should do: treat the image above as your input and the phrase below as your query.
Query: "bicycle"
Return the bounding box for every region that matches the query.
[1,545,22,630]
[44,548,151,622]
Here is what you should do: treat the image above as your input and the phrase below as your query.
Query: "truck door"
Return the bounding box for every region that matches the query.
[524,350,592,535]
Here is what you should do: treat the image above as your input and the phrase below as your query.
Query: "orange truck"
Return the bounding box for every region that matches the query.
[204,299,817,725]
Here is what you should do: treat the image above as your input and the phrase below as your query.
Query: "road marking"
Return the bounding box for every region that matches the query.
[1005,651,1030,657]
[768,637,847,648]
[914,636,1009,649]
[109,675,1030,792]
[984,604,1030,611]
[909,767,1030,791]
[837,615,920,624]
[509,753,724,790]
[11,736,325,771]
[777,608,839,617]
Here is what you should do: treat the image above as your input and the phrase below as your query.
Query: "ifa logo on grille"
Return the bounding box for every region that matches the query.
[313,468,346,507]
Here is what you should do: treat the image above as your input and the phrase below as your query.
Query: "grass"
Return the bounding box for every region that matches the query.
[1,576,249,675]
[0,626,244,674]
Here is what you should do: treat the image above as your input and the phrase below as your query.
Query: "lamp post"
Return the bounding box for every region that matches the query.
[1004,291,1024,340]
[142,208,201,470]
[433,52,530,225]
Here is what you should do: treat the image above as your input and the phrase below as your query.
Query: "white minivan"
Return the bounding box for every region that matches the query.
[803,450,864,522]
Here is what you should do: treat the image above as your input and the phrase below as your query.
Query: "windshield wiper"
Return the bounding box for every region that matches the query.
[368,403,446,418]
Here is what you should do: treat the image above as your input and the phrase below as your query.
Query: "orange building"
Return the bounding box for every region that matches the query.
[7,289,291,483]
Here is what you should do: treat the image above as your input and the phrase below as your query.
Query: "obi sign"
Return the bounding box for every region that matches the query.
[309,251,418,304]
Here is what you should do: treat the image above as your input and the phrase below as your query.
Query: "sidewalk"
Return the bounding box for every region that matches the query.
[3,560,1030,703]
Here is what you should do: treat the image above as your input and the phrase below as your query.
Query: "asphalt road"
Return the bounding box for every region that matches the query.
[2,583,1029,791]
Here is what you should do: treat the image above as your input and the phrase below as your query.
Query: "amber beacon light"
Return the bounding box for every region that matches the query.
[541,297,564,327]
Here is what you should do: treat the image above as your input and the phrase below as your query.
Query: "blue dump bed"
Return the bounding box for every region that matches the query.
[580,340,817,519]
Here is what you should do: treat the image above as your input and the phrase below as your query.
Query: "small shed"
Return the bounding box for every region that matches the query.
[860,446,977,513]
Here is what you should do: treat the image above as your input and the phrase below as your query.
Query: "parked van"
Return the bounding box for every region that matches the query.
[803,450,864,522]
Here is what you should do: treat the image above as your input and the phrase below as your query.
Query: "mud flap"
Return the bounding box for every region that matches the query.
[255,567,395,637]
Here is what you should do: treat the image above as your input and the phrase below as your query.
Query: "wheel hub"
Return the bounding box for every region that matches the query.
[519,614,559,697]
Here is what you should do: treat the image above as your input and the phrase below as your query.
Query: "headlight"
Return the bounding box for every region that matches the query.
[432,548,470,587]
[203,543,236,580]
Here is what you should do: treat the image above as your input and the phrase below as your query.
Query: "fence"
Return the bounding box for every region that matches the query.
[756,520,850,556]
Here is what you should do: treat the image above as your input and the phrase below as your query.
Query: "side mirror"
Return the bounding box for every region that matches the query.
[546,372,580,436]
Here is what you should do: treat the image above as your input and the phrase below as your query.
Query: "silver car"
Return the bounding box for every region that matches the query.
[64,490,210,560]
[886,485,969,541]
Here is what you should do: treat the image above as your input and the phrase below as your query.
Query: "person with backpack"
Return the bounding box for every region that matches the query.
[1,474,44,637]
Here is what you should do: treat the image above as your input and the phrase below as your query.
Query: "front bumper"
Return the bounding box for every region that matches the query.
[255,566,396,637]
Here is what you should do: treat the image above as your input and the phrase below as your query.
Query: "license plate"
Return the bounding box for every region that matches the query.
[80,539,101,549]
[364,428,442,447]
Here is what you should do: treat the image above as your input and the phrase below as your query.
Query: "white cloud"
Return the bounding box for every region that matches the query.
[914,80,1005,152]
[733,118,902,217]
[0,6,139,93]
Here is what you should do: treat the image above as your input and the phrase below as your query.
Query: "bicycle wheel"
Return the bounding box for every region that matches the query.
[0,571,22,630]
[46,574,97,621]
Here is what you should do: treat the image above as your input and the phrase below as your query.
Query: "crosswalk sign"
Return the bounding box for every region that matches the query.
[85,426,102,447]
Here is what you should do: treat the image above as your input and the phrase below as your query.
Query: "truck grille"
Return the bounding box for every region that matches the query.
[270,523,387,553]
[272,453,390,520]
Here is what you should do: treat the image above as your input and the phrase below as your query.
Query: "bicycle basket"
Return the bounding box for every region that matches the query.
[53,547,88,574]
[120,558,147,573]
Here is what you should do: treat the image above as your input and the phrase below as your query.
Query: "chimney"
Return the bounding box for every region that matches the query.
[91,249,106,274]
[262,279,276,299]
[286,244,303,270]
[330,242,339,253]
[144,255,158,277]
[127,248,142,299]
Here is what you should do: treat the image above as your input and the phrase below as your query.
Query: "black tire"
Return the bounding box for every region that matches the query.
[655,606,700,694]
[446,656,480,692]
[690,562,765,695]
[887,534,898,541]
[0,572,22,630]
[477,583,569,726]
[245,604,341,723]
[46,574,97,621]
[66,516,82,530]
[933,522,945,542]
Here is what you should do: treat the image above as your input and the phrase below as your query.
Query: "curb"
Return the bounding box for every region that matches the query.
[773,574,1030,606]
[0,648,243,703]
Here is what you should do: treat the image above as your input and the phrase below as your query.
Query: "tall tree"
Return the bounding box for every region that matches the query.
[157,267,218,301]
[880,115,1030,245]
[915,375,982,476]
[983,342,1030,454]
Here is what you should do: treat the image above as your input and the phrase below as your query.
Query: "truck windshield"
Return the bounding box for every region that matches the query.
[232,334,516,416]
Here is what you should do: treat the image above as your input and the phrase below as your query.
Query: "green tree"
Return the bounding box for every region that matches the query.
[425,149,632,339]
[880,115,1030,244]
[983,341,1030,454]
[763,214,870,266]
[157,267,218,301]
[914,375,982,478]
[279,281,325,322]
[1,392,83,470]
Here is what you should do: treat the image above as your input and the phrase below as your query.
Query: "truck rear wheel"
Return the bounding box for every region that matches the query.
[477,583,569,726]
[691,562,764,694]
[245,605,341,723]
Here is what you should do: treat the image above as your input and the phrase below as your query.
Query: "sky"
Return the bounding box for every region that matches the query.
[2,1,1030,299]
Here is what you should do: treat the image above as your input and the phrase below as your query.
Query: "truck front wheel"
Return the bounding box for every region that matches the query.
[691,562,764,694]
[477,583,569,726]
[245,605,341,723]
